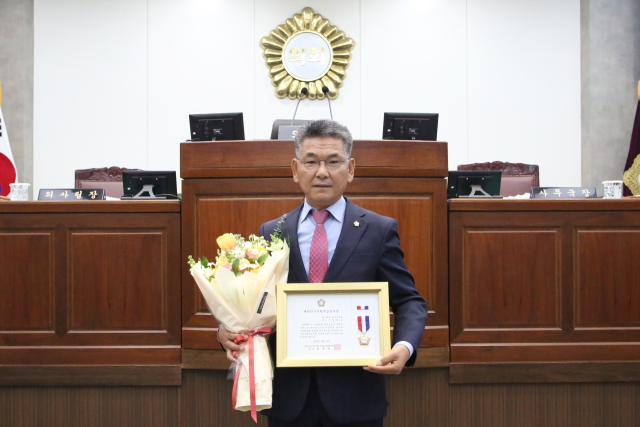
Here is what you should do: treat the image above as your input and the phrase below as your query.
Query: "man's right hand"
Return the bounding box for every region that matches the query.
[218,326,249,363]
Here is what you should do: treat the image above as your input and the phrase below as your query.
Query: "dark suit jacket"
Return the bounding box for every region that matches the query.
[259,198,428,423]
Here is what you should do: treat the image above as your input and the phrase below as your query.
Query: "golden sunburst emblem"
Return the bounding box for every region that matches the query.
[623,154,640,195]
[260,7,355,100]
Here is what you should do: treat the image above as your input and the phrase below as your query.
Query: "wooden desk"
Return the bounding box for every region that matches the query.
[0,201,182,385]
[449,199,640,382]
[180,140,450,367]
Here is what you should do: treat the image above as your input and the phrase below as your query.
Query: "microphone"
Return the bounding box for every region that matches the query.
[291,87,309,125]
[322,86,333,120]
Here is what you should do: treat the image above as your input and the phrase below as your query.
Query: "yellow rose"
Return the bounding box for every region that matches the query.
[238,258,251,269]
[217,233,236,251]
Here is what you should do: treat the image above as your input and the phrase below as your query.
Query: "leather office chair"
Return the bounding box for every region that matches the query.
[457,161,539,197]
[75,167,142,199]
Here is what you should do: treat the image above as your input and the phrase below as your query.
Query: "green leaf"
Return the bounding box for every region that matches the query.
[232,258,240,273]
[202,256,210,267]
[257,253,269,266]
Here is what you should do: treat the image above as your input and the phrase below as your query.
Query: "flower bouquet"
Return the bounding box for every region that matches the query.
[188,230,289,422]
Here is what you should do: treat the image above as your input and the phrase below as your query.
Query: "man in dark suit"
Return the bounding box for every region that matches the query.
[219,119,428,427]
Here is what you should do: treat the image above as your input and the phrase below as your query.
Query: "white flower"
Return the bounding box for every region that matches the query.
[238,262,259,271]
[231,247,246,259]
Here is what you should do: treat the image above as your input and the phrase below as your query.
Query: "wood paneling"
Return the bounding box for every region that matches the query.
[0,347,179,365]
[70,232,165,330]
[451,343,640,363]
[576,230,640,327]
[448,374,640,427]
[1,369,639,426]
[463,230,561,329]
[448,199,640,212]
[0,200,180,214]
[449,362,640,383]
[182,347,449,370]
[0,204,182,373]
[177,368,640,427]
[449,200,640,379]
[0,232,54,330]
[0,385,180,427]
[180,140,449,178]
[0,366,182,386]
[180,370,269,427]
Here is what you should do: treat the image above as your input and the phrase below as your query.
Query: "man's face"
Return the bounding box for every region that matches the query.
[292,136,355,210]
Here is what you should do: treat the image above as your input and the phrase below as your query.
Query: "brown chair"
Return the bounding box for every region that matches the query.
[457,161,539,197]
[75,167,142,199]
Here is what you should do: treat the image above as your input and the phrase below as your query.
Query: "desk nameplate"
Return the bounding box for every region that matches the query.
[38,188,105,201]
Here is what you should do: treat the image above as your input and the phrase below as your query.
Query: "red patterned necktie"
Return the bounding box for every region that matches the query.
[309,210,330,283]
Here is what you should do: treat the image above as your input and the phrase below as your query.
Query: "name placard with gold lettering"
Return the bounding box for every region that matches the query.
[531,187,597,199]
[38,188,106,201]
[276,282,391,367]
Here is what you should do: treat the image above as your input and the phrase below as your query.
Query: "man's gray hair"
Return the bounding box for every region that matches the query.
[294,119,353,158]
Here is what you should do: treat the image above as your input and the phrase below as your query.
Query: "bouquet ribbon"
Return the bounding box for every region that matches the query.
[232,327,273,423]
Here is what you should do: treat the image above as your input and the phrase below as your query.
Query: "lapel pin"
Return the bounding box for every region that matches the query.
[354,221,360,227]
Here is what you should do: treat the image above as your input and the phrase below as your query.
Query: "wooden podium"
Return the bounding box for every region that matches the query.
[180,140,449,367]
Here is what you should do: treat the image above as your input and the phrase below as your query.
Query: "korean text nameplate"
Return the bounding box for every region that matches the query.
[38,188,106,201]
[531,187,597,199]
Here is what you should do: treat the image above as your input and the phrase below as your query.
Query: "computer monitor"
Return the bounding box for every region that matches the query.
[447,171,502,198]
[270,119,311,140]
[188,113,245,141]
[122,171,178,199]
[382,112,438,141]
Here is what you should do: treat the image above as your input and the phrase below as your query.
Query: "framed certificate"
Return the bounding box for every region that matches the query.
[276,282,391,367]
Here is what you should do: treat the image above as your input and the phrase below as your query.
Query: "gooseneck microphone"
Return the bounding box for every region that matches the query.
[322,86,333,120]
[291,87,309,125]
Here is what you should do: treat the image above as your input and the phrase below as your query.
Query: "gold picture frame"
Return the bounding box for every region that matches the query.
[276,282,391,368]
[623,153,640,195]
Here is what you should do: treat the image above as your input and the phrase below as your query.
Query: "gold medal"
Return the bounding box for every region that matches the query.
[359,333,370,346]
[357,314,370,346]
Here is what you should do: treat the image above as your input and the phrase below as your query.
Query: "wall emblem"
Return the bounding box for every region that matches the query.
[260,7,355,100]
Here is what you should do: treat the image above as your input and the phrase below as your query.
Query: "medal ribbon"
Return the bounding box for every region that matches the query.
[357,316,370,333]
[231,326,273,423]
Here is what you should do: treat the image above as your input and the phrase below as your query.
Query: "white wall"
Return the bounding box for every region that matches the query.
[34,0,581,193]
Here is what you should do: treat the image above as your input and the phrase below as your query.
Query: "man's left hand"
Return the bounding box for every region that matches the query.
[363,344,410,375]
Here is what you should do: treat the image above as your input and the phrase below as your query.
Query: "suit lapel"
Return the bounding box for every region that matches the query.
[323,199,368,282]
[281,204,309,284]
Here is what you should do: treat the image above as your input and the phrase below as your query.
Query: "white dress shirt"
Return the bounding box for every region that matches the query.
[297,197,414,358]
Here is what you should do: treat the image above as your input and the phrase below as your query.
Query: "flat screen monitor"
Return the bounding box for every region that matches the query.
[122,171,178,199]
[447,171,502,198]
[189,113,245,141]
[382,112,438,141]
[270,119,311,140]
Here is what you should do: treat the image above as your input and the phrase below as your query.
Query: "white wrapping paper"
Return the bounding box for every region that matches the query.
[190,242,289,413]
